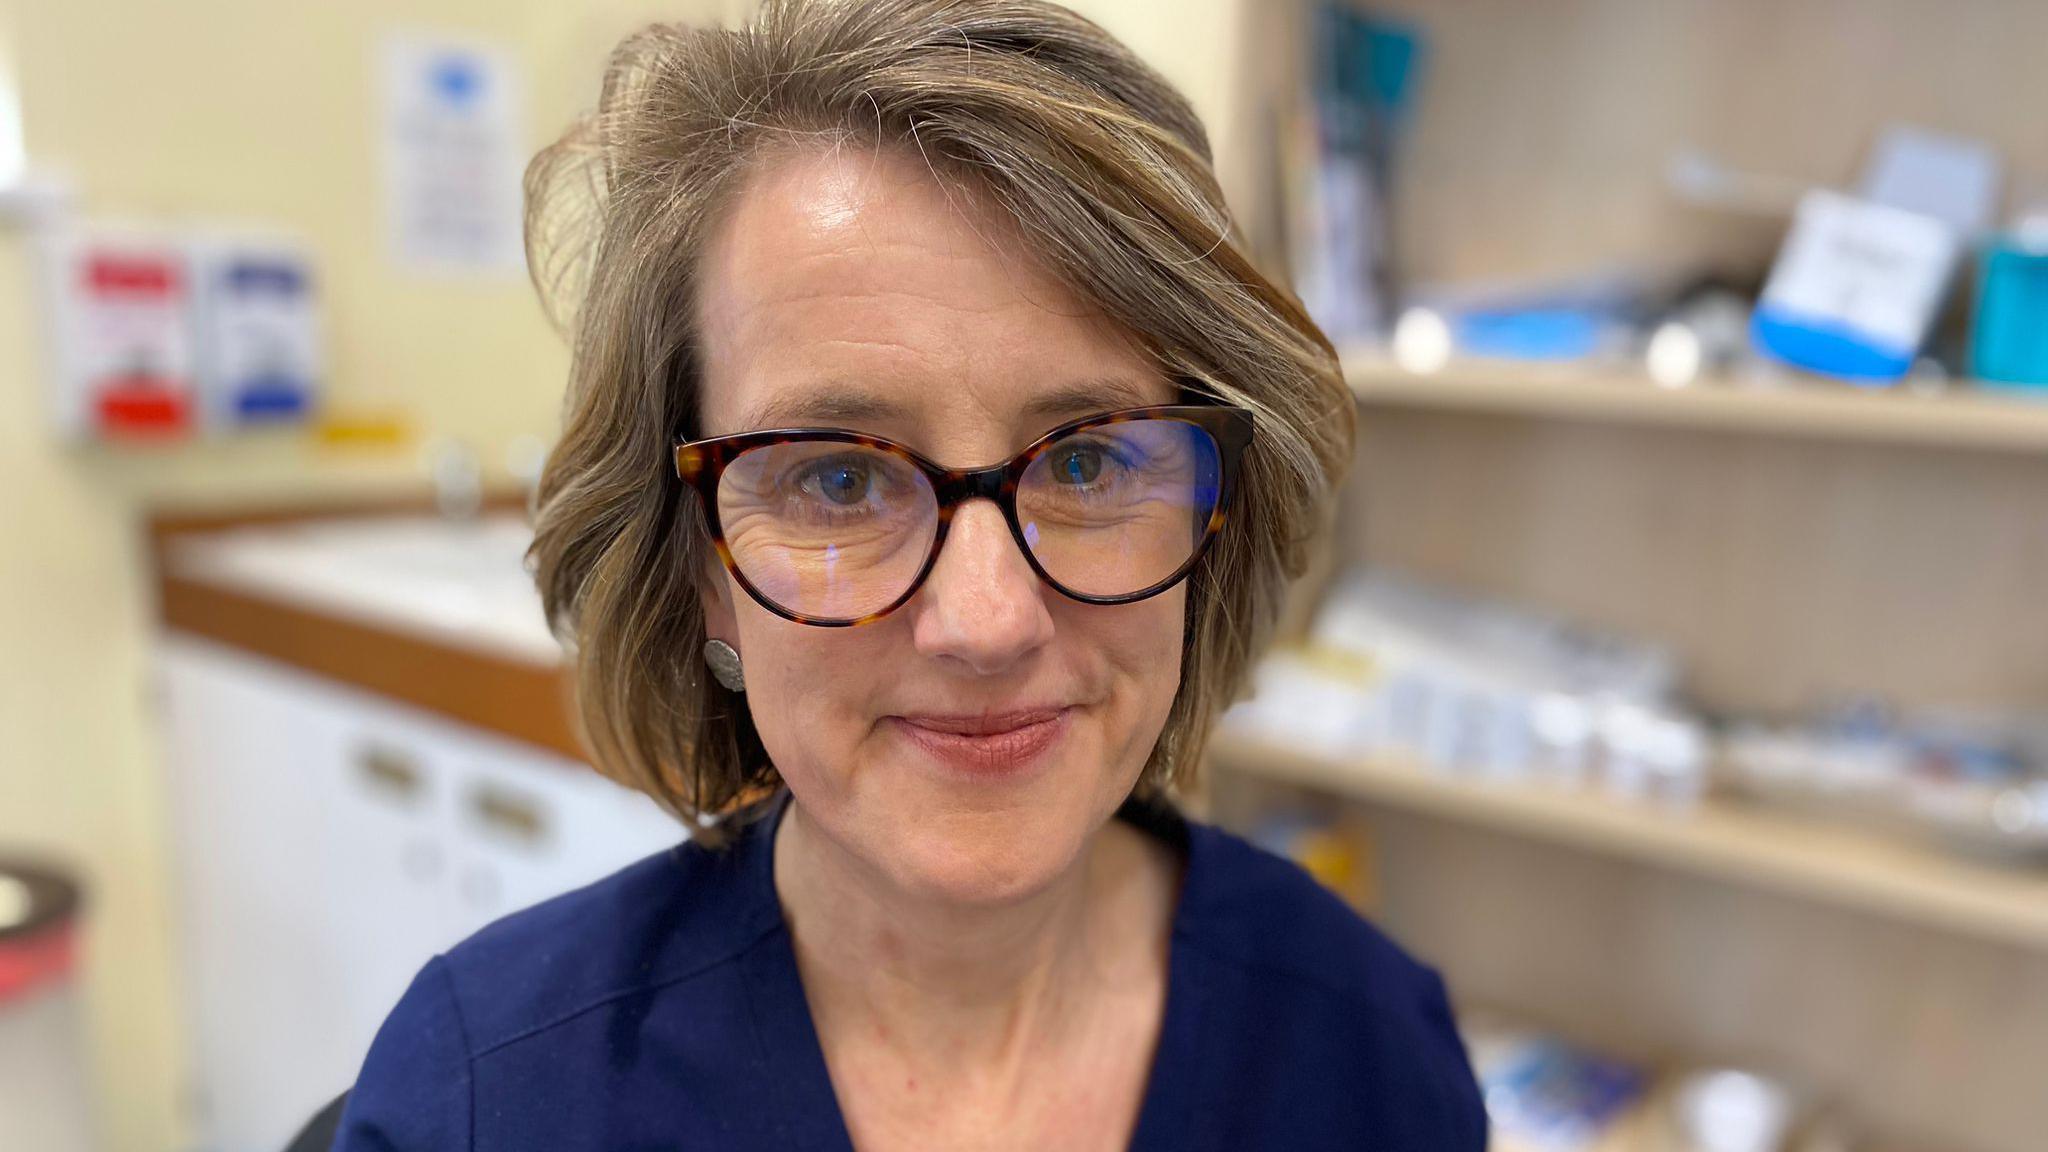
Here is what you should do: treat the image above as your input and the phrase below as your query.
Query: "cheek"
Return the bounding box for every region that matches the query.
[730,597,888,781]
[1082,587,1187,728]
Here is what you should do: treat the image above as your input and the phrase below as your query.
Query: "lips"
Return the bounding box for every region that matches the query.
[895,708,1067,736]
[888,707,1074,774]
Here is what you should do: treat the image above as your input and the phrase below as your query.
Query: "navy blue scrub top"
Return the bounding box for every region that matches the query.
[335,788,1486,1150]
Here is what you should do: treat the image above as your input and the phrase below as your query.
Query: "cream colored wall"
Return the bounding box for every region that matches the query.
[0,235,173,1152]
[0,1,723,1148]
[0,2,1245,1148]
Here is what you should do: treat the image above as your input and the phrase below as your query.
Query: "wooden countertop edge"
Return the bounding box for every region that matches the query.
[147,494,588,762]
[158,572,586,762]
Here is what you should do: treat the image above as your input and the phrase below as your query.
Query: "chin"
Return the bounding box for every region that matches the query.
[823,716,1117,906]
[881,805,1093,908]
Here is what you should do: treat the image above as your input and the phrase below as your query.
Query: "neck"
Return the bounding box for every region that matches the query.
[771,795,1166,1072]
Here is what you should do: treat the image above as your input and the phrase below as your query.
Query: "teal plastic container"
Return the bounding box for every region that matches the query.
[1971,238,2048,390]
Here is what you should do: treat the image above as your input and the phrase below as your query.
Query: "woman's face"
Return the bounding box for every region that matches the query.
[693,145,1184,906]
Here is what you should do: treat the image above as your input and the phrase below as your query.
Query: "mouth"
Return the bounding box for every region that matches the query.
[886,707,1075,775]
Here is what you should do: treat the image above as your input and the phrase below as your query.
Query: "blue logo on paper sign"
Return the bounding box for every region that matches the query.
[430,54,484,107]
[236,377,312,422]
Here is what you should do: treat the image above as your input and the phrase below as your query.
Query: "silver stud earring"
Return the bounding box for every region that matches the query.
[703,639,746,692]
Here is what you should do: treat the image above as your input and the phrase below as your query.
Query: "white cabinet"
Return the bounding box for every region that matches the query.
[157,637,684,1152]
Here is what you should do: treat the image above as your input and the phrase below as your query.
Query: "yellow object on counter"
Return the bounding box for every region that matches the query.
[314,409,416,450]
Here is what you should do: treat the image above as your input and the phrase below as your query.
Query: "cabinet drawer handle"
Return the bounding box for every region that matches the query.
[355,745,423,802]
[467,783,547,847]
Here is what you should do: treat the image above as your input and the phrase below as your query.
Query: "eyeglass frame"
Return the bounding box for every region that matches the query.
[672,403,1254,627]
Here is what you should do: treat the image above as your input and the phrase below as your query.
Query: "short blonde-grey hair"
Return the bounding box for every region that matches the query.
[526,0,1353,840]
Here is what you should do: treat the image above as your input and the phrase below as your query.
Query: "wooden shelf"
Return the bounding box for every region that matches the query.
[1343,353,2048,454]
[1207,730,2048,954]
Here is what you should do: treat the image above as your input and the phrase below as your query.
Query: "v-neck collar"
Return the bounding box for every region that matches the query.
[732,787,1212,1152]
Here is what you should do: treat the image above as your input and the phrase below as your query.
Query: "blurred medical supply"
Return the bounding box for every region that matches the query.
[1460,1016,1860,1152]
[1662,1067,1850,1152]
[1393,276,1753,387]
[1750,191,1962,385]
[1315,105,2048,407]
[1285,4,1426,343]
[1970,235,2048,390]
[1397,270,1665,363]
[1468,1025,1652,1152]
[1226,571,1707,809]
[1228,568,2048,880]
[1722,708,2048,863]
[1743,127,1995,386]
[1645,287,1753,388]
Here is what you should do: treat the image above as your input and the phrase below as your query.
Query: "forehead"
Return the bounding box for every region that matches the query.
[690,144,1171,449]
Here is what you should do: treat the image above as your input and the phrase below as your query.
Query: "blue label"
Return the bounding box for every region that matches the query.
[1751,306,1915,384]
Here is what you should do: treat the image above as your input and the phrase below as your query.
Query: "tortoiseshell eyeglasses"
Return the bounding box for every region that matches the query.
[673,404,1253,627]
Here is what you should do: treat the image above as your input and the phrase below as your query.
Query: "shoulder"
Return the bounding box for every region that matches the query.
[435,827,776,1054]
[1173,818,1487,1146]
[1179,818,1440,1017]
[334,826,775,1148]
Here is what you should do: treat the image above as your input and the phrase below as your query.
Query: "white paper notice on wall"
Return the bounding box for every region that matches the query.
[192,234,322,428]
[380,34,527,275]
[44,227,198,441]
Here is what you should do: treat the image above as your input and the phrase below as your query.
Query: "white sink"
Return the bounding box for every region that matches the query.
[169,514,562,666]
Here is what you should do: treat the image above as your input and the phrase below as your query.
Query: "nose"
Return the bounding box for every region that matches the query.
[909,499,1055,675]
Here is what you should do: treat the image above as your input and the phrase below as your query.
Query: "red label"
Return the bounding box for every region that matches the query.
[85,256,180,297]
[96,376,192,436]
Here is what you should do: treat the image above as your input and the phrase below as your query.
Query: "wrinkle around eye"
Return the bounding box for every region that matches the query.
[721,502,925,541]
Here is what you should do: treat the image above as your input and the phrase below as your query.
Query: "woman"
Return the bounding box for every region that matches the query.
[337,1,1484,1148]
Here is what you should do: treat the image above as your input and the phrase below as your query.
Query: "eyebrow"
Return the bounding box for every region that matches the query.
[735,375,1167,432]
